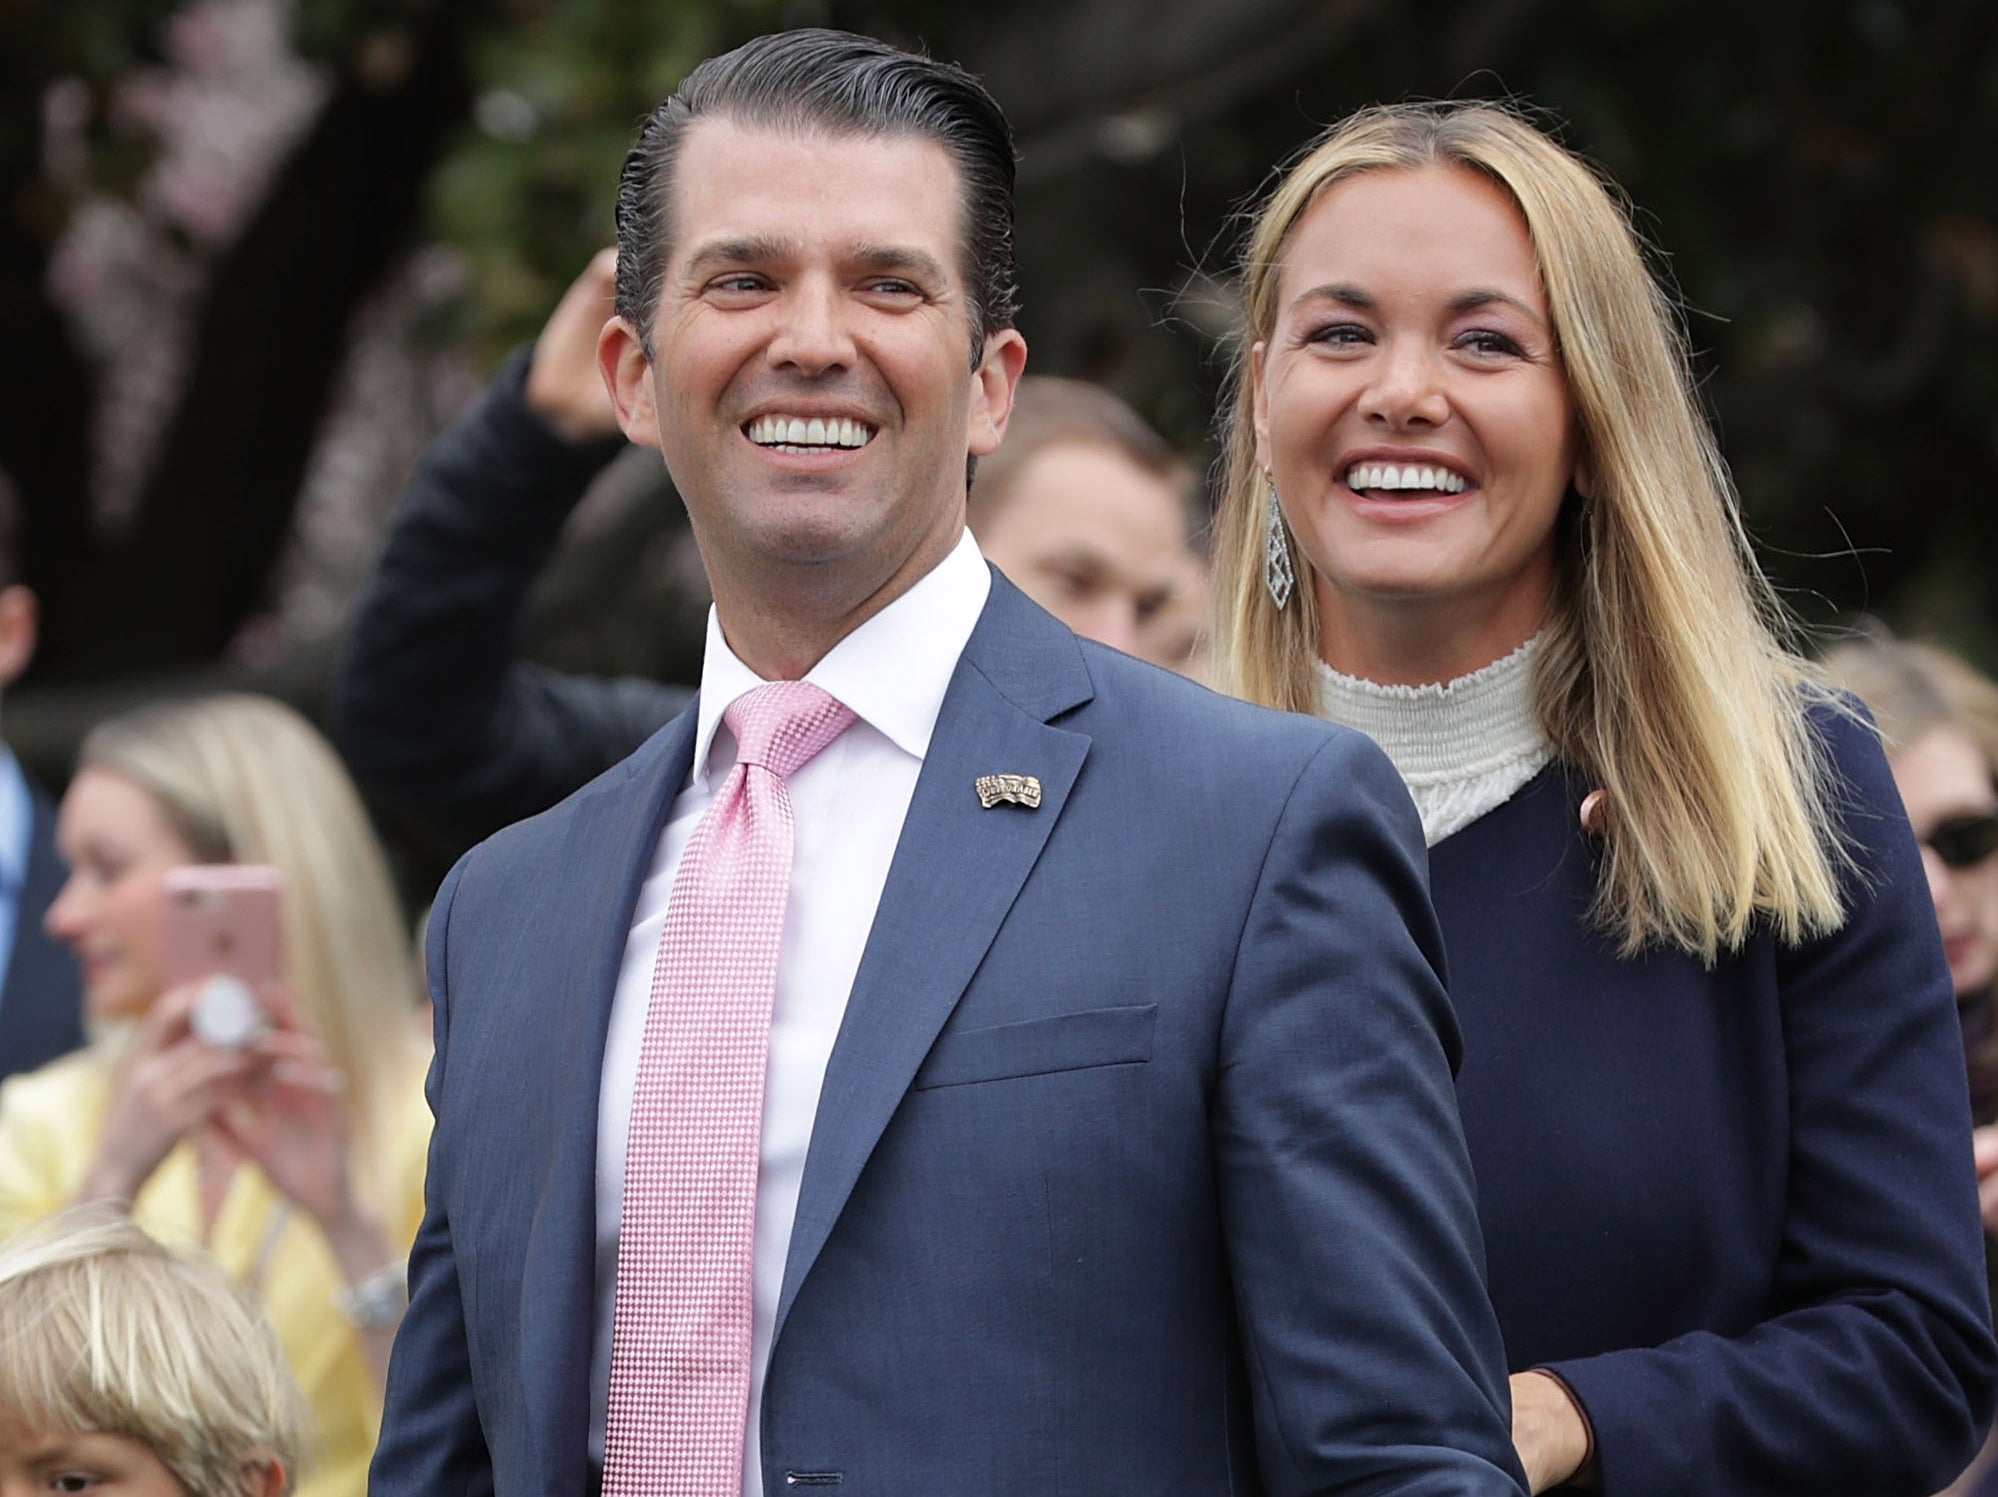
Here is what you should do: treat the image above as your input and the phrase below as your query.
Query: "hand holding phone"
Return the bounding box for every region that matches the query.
[160,866,284,1050]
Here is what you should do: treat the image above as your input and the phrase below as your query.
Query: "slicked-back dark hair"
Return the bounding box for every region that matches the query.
[613,28,1020,366]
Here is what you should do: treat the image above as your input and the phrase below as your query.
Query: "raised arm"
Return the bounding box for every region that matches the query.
[331,252,687,864]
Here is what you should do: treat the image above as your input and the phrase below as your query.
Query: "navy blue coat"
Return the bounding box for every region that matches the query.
[371,576,1527,1497]
[331,352,689,870]
[1432,710,1997,1495]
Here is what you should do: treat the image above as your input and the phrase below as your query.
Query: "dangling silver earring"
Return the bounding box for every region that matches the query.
[1262,479,1295,611]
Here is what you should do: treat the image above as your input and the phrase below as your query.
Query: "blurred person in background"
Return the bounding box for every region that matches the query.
[1145,544,1214,685]
[0,490,84,1083]
[1210,100,1994,1492]
[1821,633,1998,1250]
[0,1207,312,1497]
[0,694,429,1497]
[1821,632,1998,1132]
[332,251,1209,866]
[1821,633,1998,1497]
[955,373,1206,672]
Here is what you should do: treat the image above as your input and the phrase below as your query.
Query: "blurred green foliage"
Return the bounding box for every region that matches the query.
[10,0,1998,666]
[426,0,735,363]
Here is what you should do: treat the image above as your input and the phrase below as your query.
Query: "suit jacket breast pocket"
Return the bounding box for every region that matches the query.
[912,1003,1157,1090]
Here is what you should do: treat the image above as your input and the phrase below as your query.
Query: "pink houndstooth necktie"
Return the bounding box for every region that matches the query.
[604,680,856,1497]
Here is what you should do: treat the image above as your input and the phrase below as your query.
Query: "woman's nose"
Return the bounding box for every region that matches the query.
[1358,339,1449,428]
[43,872,87,943]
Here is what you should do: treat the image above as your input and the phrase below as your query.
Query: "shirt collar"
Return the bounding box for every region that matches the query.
[690,529,991,783]
[0,747,30,895]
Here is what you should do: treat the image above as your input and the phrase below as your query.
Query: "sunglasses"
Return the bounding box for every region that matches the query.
[1922,810,1998,871]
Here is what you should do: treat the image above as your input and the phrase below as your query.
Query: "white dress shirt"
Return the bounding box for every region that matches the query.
[592,530,991,1495]
[0,747,34,1026]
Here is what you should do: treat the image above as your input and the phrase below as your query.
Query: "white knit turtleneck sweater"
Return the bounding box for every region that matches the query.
[1313,636,1551,846]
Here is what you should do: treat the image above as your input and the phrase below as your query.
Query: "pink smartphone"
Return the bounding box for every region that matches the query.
[161,866,284,1047]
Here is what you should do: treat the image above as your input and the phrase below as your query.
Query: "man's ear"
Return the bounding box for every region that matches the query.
[598,316,663,450]
[0,585,39,690]
[966,329,1028,458]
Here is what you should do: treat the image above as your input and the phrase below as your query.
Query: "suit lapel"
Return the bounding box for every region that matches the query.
[517,709,699,1491]
[774,577,1094,1342]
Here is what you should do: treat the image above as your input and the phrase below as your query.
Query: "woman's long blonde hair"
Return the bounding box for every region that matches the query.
[80,694,423,1205]
[1212,101,1845,960]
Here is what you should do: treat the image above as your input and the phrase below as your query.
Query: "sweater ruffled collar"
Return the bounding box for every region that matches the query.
[1313,636,1551,846]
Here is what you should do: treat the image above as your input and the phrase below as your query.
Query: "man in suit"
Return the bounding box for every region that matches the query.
[371,28,1525,1497]
[332,262,1205,872]
[0,497,83,1082]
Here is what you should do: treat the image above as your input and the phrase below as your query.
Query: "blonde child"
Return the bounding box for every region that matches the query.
[0,1209,310,1497]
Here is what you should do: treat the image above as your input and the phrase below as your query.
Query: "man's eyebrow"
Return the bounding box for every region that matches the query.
[1035,543,1108,572]
[848,244,951,285]
[681,235,792,277]
[679,238,951,286]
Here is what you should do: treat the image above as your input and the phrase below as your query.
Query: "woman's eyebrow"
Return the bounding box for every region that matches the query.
[1289,281,1375,314]
[1286,282,1548,330]
[1446,287,1549,328]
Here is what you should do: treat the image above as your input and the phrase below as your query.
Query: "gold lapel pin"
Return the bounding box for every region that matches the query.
[975,773,1042,810]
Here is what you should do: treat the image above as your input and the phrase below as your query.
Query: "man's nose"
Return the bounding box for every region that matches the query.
[1084,599,1142,656]
[767,278,856,374]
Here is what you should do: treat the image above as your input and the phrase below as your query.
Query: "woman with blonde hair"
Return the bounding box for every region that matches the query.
[0,694,429,1497]
[1213,101,1994,1492]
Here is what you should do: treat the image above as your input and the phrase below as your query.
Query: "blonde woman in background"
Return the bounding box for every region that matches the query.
[0,695,429,1497]
[1212,101,1994,1492]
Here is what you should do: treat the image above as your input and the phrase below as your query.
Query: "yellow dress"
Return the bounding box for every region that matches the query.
[0,1047,432,1497]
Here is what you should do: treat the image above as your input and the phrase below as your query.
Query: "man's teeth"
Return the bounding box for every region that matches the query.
[1345,463,1469,495]
[746,414,874,449]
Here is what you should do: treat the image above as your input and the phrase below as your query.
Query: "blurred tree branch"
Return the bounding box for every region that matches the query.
[5,0,1998,724]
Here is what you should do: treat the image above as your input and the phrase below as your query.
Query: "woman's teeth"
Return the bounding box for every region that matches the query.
[1345,463,1469,495]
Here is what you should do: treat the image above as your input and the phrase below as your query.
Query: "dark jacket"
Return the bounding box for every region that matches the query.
[1434,708,1997,1495]
[332,352,686,866]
